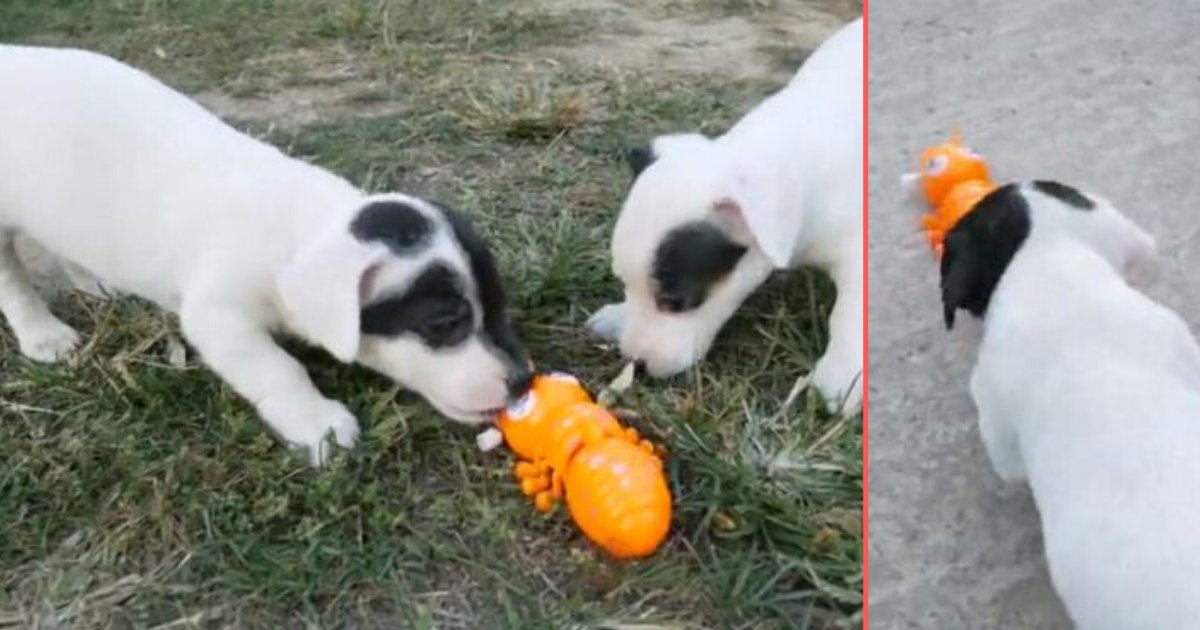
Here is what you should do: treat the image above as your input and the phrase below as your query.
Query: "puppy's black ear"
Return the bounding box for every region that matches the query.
[627,134,711,180]
[439,204,529,369]
[940,230,976,329]
[937,183,1031,329]
[626,143,656,178]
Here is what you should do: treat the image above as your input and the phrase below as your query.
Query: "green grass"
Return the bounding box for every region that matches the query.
[0,1,861,627]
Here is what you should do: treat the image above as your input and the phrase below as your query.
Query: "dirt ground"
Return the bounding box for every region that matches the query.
[188,0,858,124]
[23,0,860,285]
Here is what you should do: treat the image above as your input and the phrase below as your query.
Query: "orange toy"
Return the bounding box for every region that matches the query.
[910,132,997,257]
[485,372,671,559]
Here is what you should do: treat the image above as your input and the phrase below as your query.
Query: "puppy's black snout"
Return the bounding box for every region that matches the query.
[506,369,536,401]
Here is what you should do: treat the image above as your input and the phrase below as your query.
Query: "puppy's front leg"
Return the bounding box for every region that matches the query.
[586,302,628,343]
[812,248,863,415]
[180,299,360,466]
[0,229,81,362]
[969,372,1025,482]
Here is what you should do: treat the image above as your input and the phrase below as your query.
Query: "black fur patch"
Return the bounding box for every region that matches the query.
[440,205,531,372]
[651,221,747,314]
[1032,180,1095,210]
[940,183,1032,328]
[507,370,537,400]
[627,144,656,178]
[350,200,433,254]
[360,263,473,348]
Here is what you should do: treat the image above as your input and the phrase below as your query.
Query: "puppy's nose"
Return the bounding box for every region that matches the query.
[1125,248,1161,286]
[506,369,536,401]
[632,359,649,379]
[1122,233,1159,283]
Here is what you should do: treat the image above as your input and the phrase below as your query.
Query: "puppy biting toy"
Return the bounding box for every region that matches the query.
[476,372,672,559]
[903,132,997,257]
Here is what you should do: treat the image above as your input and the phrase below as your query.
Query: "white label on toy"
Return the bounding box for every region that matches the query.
[926,155,948,175]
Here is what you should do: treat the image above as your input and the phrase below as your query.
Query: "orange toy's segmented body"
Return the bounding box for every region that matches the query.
[496,373,671,559]
[913,133,997,257]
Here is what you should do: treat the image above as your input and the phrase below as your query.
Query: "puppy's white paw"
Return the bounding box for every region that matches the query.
[812,353,863,415]
[262,397,361,467]
[16,317,81,363]
[587,303,627,343]
[306,400,361,467]
[61,261,120,298]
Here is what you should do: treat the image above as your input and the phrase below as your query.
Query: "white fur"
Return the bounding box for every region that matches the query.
[588,18,863,414]
[963,186,1200,628]
[0,45,520,465]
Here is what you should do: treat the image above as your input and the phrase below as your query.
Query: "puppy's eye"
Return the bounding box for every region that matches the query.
[655,294,690,314]
[417,301,473,346]
[651,221,746,316]
[421,315,466,338]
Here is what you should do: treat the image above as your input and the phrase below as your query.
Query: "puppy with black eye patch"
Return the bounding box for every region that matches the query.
[652,222,748,313]
[0,45,531,466]
[588,17,864,414]
[936,181,1200,628]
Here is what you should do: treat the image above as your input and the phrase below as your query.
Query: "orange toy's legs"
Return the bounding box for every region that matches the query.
[514,458,562,513]
[534,490,555,513]
[618,426,663,459]
[921,212,950,256]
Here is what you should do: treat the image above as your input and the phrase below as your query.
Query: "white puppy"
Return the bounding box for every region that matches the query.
[587,18,863,414]
[940,181,1200,628]
[0,45,532,465]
